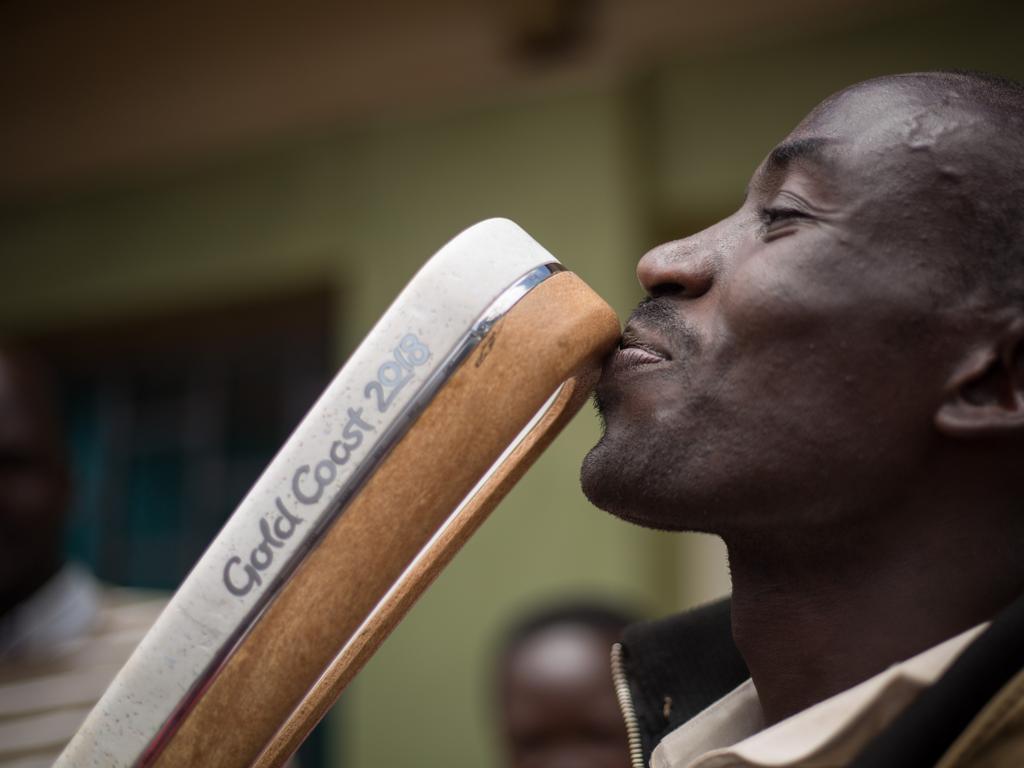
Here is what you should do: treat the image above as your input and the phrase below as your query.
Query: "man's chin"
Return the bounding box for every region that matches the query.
[581,430,725,534]
[581,437,683,532]
[580,437,613,508]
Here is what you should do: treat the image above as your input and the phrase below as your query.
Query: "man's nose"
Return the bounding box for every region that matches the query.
[636,236,715,299]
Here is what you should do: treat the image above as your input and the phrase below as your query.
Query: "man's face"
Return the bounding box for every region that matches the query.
[498,624,631,768]
[0,354,67,597]
[582,78,978,534]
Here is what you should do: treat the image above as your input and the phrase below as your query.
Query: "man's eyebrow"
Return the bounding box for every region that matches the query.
[765,137,832,171]
[744,137,832,202]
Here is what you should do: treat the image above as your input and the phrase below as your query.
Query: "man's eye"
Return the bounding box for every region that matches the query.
[760,206,807,227]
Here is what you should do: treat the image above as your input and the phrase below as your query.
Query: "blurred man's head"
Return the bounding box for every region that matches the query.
[582,72,1024,545]
[0,345,68,614]
[496,602,636,768]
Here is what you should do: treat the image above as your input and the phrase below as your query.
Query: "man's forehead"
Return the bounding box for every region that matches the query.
[755,83,911,185]
[789,77,978,154]
[753,77,985,202]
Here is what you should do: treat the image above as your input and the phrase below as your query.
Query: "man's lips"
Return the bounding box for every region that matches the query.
[617,346,665,365]
[609,327,670,371]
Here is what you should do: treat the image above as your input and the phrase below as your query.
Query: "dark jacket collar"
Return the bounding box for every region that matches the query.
[618,598,747,766]
[619,593,1024,767]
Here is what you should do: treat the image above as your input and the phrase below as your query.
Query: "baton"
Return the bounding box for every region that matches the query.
[57,218,620,767]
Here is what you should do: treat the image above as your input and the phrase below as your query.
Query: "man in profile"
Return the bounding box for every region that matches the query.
[581,71,1024,767]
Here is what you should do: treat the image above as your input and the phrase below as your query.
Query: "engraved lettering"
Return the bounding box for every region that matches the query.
[399,333,430,366]
[250,518,285,571]
[378,360,411,388]
[314,459,336,487]
[223,332,432,597]
[346,406,374,434]
[329,439,352,466]
[224,556,261,596]
[273,497,303,539]
[292,464,322,505]
[475,330,498,368]
[365,380,388,412]
[364,333,431,413]
[332,407,374,464]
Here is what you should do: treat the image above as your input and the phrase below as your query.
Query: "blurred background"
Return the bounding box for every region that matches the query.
[1,0,1022,764]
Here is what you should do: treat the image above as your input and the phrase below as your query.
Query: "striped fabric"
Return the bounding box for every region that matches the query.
[0,566,166,767]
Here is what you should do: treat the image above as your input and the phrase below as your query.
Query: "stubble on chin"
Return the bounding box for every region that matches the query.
[580,400,671,530]
[581,432,689,531]
[580,383,727,534]
[580,392,616,506]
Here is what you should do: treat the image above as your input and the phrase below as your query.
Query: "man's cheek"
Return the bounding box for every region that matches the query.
[719,240,855,334]
[5,474,59,514]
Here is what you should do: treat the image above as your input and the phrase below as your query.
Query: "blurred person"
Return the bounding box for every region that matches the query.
[496,601,638,768]
[0,345,165,766]
[581,71,1024,766]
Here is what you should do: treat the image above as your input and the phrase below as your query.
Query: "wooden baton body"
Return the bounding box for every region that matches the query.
[57,218,620,767]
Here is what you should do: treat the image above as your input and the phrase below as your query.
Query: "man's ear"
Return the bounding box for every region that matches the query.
[935,322,1024,438]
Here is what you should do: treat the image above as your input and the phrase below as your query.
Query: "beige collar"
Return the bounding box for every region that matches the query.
[651,623,987,768]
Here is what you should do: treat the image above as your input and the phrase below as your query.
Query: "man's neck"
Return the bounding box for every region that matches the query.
[724,506,1024,726]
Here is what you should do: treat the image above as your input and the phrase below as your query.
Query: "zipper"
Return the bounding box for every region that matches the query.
[611,641,645,768]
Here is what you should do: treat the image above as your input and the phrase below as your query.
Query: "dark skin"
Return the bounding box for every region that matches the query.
[497,623,632,768]
[0,348,69,618]
[582,75,1024,725]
